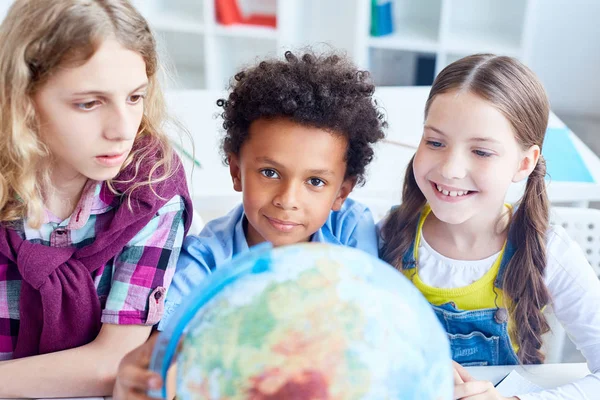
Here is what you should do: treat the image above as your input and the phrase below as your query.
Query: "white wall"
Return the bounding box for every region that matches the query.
[529,0,600,118]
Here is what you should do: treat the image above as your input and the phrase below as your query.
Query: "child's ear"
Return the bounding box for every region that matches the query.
[228,154,243,192]
[512,144,540,183]
[332,178,356,211]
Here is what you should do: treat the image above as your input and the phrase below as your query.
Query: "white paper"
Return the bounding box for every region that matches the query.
[496,369,543,397]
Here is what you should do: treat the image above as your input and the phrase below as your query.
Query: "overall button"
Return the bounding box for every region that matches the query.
[494,308,508,324]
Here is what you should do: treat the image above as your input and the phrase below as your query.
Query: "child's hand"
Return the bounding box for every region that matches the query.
[453,360,473,385]
[452,361,519,399]
[113,333,162,400]
[456,384,519,400]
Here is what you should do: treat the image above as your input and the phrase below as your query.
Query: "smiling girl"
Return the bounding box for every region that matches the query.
[380,54,600,399]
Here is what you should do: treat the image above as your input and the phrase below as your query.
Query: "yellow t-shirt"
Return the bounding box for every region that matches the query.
[402,204,518,351]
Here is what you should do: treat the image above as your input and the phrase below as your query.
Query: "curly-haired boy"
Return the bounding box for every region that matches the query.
[114,50,386,397]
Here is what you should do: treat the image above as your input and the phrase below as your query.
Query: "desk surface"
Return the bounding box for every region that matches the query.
[466,362,590,388]
[166,87,600,219]
[13,363,589,399]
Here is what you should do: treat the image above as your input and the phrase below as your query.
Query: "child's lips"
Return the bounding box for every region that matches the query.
[265,216,301,232]
[431,180,476,193]
[430,181,477,202]
[95,152,127,167]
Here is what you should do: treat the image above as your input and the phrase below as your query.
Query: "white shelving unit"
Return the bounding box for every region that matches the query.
[350,0,539,86]
[0,0,541,90]
[368,0,441,53]
[132,0,313,90]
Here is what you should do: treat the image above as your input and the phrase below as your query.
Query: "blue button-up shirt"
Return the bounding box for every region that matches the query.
[158,198,377,329]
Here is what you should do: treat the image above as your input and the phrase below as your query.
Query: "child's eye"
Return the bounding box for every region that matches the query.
[76,100,101,111]
[260,169,279,179]
[128,94,145,104]
[426,140,444,148]
[473,149,493,158]
[307,178,325,187]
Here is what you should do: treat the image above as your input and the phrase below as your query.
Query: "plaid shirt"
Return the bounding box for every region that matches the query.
[0,180,185,360]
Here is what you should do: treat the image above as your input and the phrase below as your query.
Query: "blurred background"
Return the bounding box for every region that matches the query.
[142,0,595,166]
[0,0,596,155]
[133,0,594,163]
[122,0,600,192]
[139,0,600,140]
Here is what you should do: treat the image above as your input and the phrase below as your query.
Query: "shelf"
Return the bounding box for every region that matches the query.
[169,65,206,90]
[369,49,436,87]
[369,0,441,49]
[132,0,204,35]
[438,52,471,71]
[149,12,205,35]
[126,0,535,91]
[155,29,205,89]
[211,35,277,90]
[444,29,521,57]
[444,0,526,56]
[213,24,278,40]
[369,19,439,52]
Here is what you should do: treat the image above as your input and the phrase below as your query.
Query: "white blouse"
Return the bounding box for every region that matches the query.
[418,234,501,288]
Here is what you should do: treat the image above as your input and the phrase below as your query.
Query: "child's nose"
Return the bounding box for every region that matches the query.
[273,181,301,210]
[103,105,139,141]
[440,152,467,180]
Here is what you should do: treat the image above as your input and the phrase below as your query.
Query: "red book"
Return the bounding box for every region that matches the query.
[215,0,277,28]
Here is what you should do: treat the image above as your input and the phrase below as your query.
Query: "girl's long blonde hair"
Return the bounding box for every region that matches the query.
[0,0,174,228]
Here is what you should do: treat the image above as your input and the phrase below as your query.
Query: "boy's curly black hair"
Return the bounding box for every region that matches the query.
[217,50,387,186]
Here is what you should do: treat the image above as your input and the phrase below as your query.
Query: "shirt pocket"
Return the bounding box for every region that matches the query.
[448,331,500,366]
[146,286,166,325]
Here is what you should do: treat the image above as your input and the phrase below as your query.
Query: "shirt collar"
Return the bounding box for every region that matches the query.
[235,211,339,251]
[43,180,112,229]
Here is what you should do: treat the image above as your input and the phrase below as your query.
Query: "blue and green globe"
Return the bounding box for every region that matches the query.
[153,243,452,399]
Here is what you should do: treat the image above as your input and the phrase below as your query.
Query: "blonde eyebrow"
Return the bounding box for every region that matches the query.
[72,82,148,97]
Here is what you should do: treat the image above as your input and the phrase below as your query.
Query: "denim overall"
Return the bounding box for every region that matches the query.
[401,224,520,366]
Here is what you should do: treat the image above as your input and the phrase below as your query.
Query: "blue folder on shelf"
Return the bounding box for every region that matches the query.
[542,127,594,183]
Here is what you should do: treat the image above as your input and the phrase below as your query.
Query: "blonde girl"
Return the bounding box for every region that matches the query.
[0,0,192,396]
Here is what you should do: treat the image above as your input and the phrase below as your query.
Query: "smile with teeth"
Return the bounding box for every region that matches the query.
[435,184,471,197]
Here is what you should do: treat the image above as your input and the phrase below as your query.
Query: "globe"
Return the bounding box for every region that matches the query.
[151,243,453,399]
